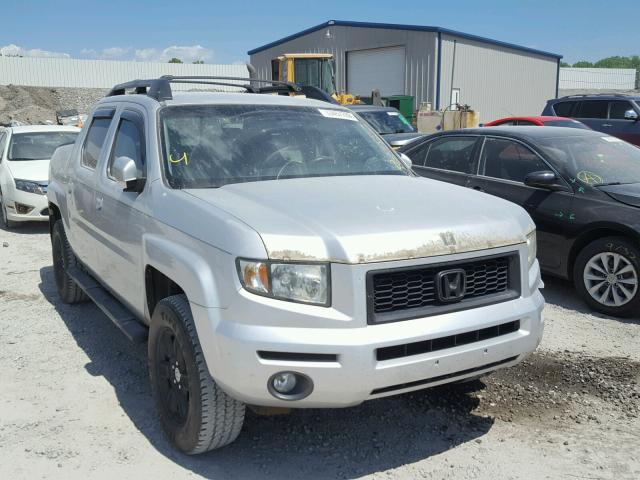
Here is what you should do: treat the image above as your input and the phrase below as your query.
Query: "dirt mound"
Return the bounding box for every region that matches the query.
[0,85,105,125]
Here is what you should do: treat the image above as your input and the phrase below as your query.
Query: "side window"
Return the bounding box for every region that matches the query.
[578,100,608,119]
[480,138,549,183]
[424,137,478,174]
[404,141,431,166]
[553,101,576,117]
[609,101,635,120]
[107,116,145,179]
[82,117,112,169]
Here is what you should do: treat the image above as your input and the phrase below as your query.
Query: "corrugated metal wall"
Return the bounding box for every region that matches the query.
[439,34,558,122]
[559,68,636,90]
[0,57,249,90]
[249,25,437,106]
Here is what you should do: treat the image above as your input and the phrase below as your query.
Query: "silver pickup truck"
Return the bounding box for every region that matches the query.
[47,76,544,454]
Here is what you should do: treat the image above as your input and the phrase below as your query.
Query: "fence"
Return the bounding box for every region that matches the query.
[0,56,249,90]
[559,68,637,90]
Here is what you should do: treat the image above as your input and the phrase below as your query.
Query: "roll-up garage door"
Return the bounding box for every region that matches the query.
[347,46,406,97]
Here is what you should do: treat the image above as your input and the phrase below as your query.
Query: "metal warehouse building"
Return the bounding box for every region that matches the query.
[249,20,562,122]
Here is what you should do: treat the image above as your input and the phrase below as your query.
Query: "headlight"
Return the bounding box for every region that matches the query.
[14,179,45,195]
[526,230,537,268]
[238,259,329,306]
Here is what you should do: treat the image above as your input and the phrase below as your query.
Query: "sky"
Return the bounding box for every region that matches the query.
[0,0,637,65]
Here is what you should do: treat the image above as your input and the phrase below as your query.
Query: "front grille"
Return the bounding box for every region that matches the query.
[367,253,520,324]
[370,356,519,395]
[376,320,520,361]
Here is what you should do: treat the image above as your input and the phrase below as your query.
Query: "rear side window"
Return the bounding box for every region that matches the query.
[424,137,478,174]
[404,141,431,166]
[578,100,608,119]
[481,138,549,183]
[553,101,576,117]
[107,118,145,178]
[82,117,112,169]
[609,101,635,120]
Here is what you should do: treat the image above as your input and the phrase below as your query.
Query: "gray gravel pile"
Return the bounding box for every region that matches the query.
[0,85,106,125]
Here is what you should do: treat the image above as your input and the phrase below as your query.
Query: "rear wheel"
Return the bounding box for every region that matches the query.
[574,236,640,317]
[148,294,245,454]
[51,220,87,304]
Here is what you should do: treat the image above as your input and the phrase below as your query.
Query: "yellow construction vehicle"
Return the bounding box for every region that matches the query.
[271,53,359,105]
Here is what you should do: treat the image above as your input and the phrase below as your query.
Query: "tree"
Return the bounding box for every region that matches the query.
[168,57,183,63]
[560,61,570,67]
[572,61,594,68]
[192,60,204,64]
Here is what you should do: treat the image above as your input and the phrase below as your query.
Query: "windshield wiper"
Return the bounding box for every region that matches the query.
[593,181,637,187]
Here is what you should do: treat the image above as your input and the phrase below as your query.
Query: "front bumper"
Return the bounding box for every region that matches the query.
[3,189,48,222]
[192,246,545,408]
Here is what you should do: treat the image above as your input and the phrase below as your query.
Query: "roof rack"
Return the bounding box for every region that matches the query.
[560,93,637,99]
[106,75,303,101]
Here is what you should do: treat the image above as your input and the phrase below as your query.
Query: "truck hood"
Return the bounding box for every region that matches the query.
[7,160,50,182]
[184,175,533,264]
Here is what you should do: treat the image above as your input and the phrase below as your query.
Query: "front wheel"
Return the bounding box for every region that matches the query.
[148,294,245,454]
[51,220,87,303]
[574,236,640,317]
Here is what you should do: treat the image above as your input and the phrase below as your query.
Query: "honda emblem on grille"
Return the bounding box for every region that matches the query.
[436,269,466,302]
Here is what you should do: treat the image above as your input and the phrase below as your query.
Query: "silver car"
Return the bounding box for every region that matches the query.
[47,77,544,454]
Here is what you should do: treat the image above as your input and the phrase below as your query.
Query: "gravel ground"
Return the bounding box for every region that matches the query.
[0,223,639,480]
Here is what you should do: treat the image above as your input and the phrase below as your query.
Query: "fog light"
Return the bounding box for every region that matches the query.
[267,371,313,401]
[14,202,34,215]
[272,372,297,393]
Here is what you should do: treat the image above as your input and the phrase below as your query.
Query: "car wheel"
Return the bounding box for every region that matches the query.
[0,192,18,229]
[51,220,88,303]
[574,236,640,317]
[148,294,245,454]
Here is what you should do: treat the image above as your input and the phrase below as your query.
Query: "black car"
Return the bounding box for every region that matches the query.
[400,126,640,317]
[349,105,424,148]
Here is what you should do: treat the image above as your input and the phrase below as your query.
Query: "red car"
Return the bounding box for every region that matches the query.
[485,116,590,129]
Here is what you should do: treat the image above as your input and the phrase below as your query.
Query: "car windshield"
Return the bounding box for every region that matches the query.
[357,110,415,134]
[159,105,408,188]
[544,120,589,129]
[539,135,640,185]
[8,132,78,161]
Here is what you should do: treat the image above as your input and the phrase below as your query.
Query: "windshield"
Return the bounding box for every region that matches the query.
[544,120,589,129]
[8,132,78,161]
[358,110,415,134]
[539,135,640,185]
[159,105,408,188]
[294,58,335,95]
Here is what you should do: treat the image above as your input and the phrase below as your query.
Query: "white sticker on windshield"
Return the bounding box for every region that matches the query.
[318,109,358,121]
[387,111,400,116]
[602,136,623,142]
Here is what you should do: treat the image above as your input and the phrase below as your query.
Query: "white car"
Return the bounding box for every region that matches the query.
[0,125,79,227]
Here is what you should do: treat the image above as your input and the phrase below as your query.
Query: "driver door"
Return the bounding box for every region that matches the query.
[466,136,574,273]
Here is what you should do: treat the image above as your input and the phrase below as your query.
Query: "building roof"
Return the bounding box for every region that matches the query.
[248,20,563,59]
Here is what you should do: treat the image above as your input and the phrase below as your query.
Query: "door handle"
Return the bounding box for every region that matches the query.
[602,123,612,127]
[96,196,103,211]
[471,186,484,192]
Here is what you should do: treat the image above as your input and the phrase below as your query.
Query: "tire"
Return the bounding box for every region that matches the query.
[573,236,640,317]
[51,220,88,304]
[0,193,18,229]
[148,294,245,454]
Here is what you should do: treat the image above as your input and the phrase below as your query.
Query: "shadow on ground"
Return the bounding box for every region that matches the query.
[0,221,49,236]
[542,274,638,324]
[39,265,493,479]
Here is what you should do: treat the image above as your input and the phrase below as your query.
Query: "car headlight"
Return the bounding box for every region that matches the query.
[14,179,45,195]
[237,259,329,306]
[526,230,537,268]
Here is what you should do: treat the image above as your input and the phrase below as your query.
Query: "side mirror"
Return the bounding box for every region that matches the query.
[398,152,413,169]
[524,170,566,191]
[624,110,639,121]
[112,156,143,192]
